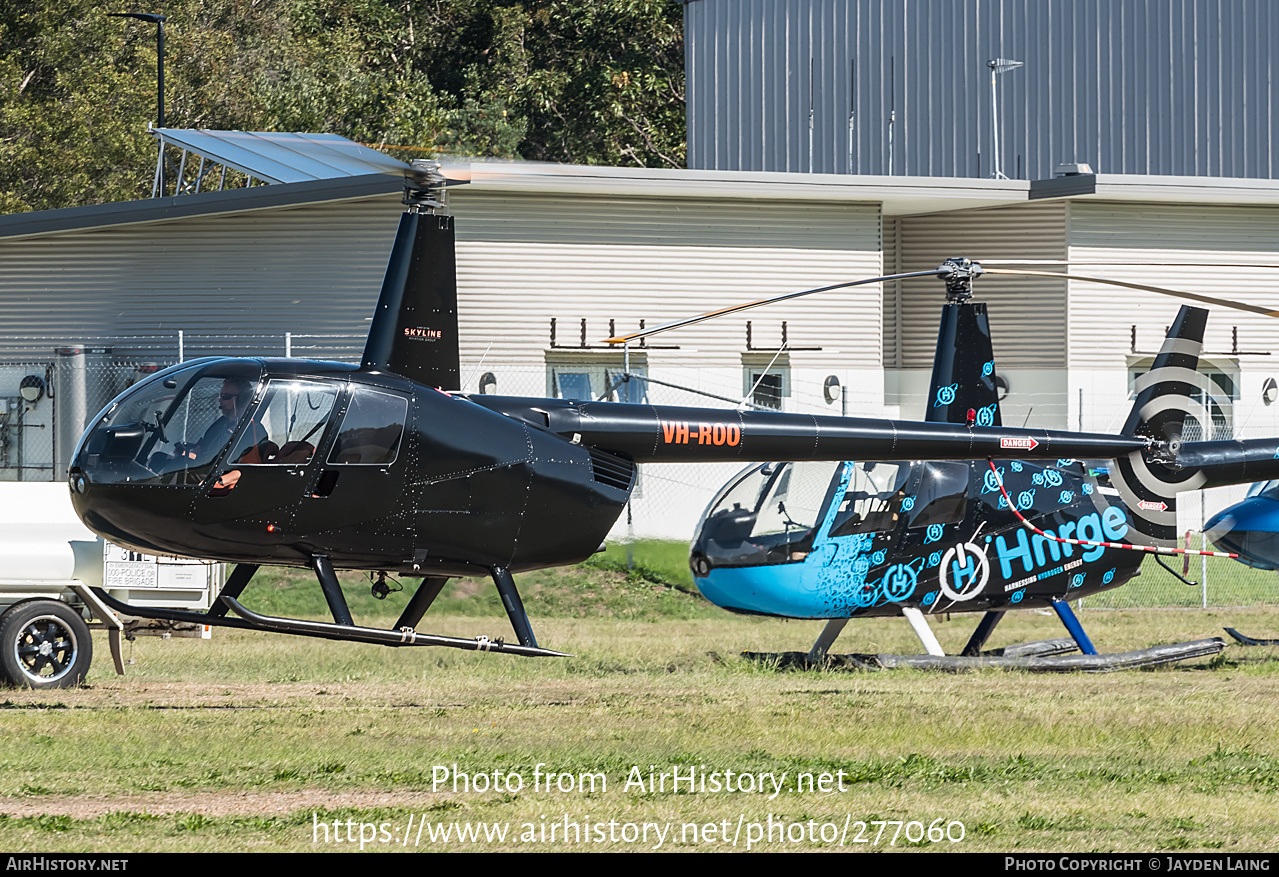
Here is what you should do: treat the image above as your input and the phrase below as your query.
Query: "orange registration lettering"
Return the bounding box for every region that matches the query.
[727,424,741,446]
[698,423,712,445]
[676,422,689,444]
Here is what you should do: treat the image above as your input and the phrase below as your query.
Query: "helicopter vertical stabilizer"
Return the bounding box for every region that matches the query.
[925,300,1002,427]
[1110,305,1209,543]
[361,212,461,389]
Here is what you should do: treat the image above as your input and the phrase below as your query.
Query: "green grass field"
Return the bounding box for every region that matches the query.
[4,545,1279,853]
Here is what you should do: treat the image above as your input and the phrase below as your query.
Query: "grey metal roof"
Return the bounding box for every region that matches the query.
[0,174,402,241]
[151,129,412,183]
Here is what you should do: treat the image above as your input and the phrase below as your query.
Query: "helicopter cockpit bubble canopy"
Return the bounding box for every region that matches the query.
[75,360,264,487]
[694,461,842,570]
[690,459,971,578]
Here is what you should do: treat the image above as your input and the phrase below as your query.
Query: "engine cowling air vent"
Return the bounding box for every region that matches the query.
[588,448,636,492]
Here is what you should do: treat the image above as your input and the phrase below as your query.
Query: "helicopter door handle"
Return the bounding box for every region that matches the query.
[311,469,340,498]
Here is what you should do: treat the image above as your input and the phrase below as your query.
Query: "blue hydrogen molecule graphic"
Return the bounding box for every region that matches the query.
[983,468,1004,493]
[881,564,918,601]
[925,524,945,544]
[1017,489,1036,510]
[1044,469,1063,487]
[1082,483,1094,495]
[927,551,942,568]
[921,591,938,606]
[935,384,958,406]
[1010,590,1025,603]
[1070,573,1085,588]
[982,361,994,377]
[1102,568,1116,584]
[1059,490,1074,504]
[901,496,916,512]
[853,581,881,608]
[871,549,887,565]
[976,404,996,427]
[1010,461,1023,472]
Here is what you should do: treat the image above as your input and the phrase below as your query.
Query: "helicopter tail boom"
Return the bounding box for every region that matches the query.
[469,395,1151,465]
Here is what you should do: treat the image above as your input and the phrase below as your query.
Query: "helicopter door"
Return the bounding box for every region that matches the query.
[826,461,913,540]
[189,380,340,546]
[296,387,411,564]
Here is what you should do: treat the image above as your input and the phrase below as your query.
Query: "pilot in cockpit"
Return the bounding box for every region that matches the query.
[195,377,253,465]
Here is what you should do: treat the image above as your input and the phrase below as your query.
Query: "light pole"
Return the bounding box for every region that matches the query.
[110,12,167,192]
[986,57,1023,180]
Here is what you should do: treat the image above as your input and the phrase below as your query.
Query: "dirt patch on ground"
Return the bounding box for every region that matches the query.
[0,681,431,710]
[0,789,448,819]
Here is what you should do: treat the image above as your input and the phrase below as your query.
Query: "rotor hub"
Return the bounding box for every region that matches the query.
[403,159,447,212]
[936,257,985,303]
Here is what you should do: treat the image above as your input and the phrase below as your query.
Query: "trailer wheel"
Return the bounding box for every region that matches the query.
[0,601,93,689]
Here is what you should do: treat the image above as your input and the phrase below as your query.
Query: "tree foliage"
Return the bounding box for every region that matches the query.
[0,0,685,213]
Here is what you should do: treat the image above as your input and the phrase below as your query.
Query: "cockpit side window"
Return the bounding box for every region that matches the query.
[327,389,409,465]
[225,380,339,466]
[906,461,969,528]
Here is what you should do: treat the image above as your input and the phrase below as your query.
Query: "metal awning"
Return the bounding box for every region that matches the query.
[149,129,412,195]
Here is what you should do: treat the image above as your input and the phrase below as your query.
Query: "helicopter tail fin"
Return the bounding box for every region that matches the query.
[925,300,1001,427]
[1109,305,1210,543]
[361,212,461,389]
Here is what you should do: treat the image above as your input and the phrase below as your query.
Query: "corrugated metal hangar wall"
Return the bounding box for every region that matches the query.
[686,0,1279,179]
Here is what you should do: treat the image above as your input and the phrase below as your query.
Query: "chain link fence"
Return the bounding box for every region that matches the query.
[4,337,1276,609]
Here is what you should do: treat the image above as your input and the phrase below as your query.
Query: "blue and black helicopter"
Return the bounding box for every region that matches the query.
[654,263,1279,668]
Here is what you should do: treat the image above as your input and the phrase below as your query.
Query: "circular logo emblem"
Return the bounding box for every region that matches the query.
[937,542,991,602]
[881,564,918,602]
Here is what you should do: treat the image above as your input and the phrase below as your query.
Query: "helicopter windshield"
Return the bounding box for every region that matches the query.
[693,461,840,568]
[78,361,263,486]
[1246,480,1279,500]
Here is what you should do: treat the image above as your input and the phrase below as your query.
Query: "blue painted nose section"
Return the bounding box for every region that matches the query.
[1205,497,1279,571]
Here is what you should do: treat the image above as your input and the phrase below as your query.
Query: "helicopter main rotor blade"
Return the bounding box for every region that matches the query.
[981,267,1279,319]
[600,269,945,345]
[982,259,1279,269]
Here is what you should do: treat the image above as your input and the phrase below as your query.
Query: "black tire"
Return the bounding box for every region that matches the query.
[0,601,93,689]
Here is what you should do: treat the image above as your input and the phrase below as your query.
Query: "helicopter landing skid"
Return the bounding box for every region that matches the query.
[1223,628,1279,646]
[88,587,572,658]
[744,637,1224,673]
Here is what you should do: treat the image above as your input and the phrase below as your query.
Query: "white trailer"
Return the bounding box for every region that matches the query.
[0,483,222,688]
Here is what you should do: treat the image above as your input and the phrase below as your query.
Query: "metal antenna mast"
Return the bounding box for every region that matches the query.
[987,58,1023,180]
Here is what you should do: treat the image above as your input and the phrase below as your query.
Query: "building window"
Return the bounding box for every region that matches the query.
[742,354,790,410]
[547,356,648,403]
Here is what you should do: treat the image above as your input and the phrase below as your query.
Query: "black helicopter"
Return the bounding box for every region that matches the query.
[70,163,1213,662]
